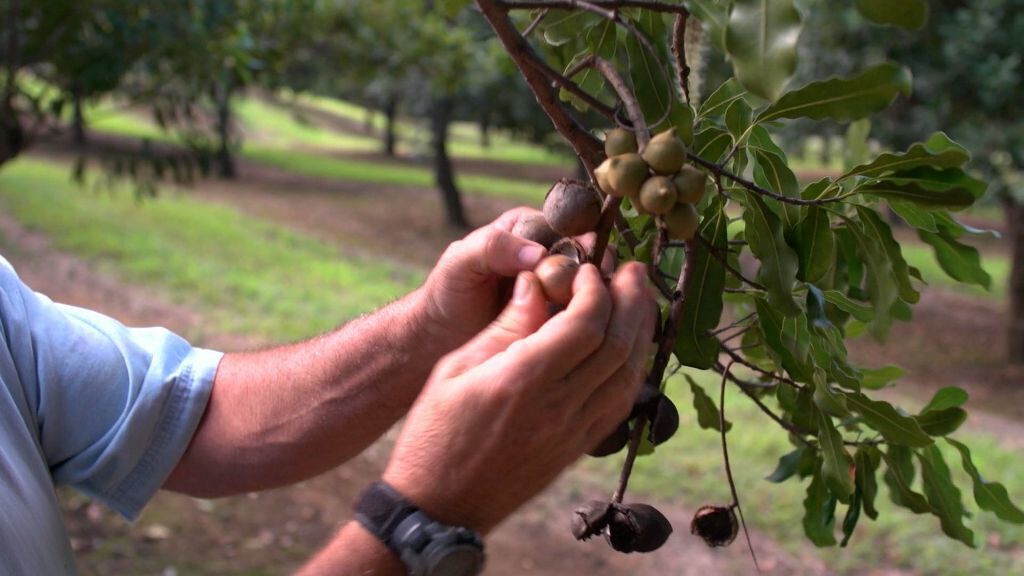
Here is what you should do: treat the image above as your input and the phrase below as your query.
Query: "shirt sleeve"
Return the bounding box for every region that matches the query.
[0,256,223,520]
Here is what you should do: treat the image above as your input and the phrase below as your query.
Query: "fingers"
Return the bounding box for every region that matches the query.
[437,225,547,284]
[491,207,543,232]
[579,298,656,447]
[435,272,549,378]
[496,264,613,384]
[566,262,655,406]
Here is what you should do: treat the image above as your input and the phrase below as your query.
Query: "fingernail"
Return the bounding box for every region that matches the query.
[517,244,545,268]
[513,273,532,303]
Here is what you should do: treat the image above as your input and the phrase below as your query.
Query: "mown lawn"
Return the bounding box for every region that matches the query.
[86,99,550,203]
[0,157,420,342]
[586,370,1024,575]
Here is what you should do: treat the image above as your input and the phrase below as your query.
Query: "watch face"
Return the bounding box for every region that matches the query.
[429,545,483,576]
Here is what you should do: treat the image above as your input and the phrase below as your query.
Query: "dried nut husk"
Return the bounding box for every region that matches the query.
[642,128,687,175]
[543,179,602,237]
[588,420,630,457]
[607,153,649,199]
[571,500,613,541]
[673,165,708,205]
[534,254,580,306]
[690,505,738,548]
[638,176,678,215]
[663,202,700,241]
[549,237,587,263]
[605,503,674,553]
[649,395,679,445]
[604,127,639,157]
[511,213,561,249]
[594,158,615,196]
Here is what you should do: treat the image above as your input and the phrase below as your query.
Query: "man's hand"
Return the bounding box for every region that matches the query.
[418,208,549,350]
[385,262,656,534]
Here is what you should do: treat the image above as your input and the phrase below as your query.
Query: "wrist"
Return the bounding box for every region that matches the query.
[382,466,494,537]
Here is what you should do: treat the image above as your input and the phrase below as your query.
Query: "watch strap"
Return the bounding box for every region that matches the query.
[354,481,419,547]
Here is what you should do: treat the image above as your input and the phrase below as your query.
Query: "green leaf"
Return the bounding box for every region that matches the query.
[812,371,850,417]
[843,133,970,180]
[844,219,899,340]
[921,386,968,414]
[918,228,992,289]
[859,365,905,389]
[804,459,838,546]
[626,13,673,127]
[846,393,933,447]
[918,445,976,547]
[840,489,862,547]
[798,206,835,283]
[889,201,938,232]
[857,207,919,304]
[692,126,733,164]
[816,406,855,501]
[743,191,801,316]
[753,149,801,228]
[882,445,931,514]
[758,63,912,123]
[767,446,806,483]
[946,438,1024,524]
[561,21,617,111]
[857,176,978,211]
[698,77,746,119]
[823,290,873,323]
[541,11,602,46]
[724,0,803,102]
[756,299,813,381]
[855,446,882,520]
[687,375,732,432]
[915,408,967,436]
[855,0,929,30]
[674,197,728,368]
[686,0,730,51]
[725,98,754,145]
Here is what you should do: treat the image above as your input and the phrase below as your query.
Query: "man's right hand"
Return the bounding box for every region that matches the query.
[383,261,656,534]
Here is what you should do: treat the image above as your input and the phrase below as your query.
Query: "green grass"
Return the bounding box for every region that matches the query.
[586,370,1024,575]
[0,157,421,343]
[243,145,548,203]
[233,99,380,151]
[291,92,573,167]
[85,99,550,203]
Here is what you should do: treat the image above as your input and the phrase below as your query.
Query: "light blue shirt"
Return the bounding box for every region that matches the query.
[0,256,222,575]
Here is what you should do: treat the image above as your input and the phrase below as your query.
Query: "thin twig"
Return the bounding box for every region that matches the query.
[529,57,617,121]
[719,342,801,389]
[476,0,604,169]
[688,153,850,206]
[695,233,766,291]
[720,362,761,573]
[521,7,548,36]
[498,0,689,12]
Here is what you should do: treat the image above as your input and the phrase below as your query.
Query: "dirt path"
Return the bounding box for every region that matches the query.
[1,184,838,574]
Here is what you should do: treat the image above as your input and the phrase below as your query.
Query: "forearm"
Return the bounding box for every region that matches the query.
[166,288,447,496]
[296,522,405,576]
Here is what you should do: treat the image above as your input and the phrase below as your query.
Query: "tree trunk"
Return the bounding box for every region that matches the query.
[383,92,398,157]
[213,77,235,179]
[1007,197,1024,364]
[479,114,491,148]
[430,96,468,229]
[0,98,24,168]
[71,88,86,146]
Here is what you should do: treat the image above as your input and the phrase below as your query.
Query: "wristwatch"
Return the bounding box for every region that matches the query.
[354,481,486,576]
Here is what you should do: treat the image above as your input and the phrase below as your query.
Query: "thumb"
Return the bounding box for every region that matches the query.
[439,271,548,377]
